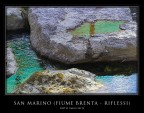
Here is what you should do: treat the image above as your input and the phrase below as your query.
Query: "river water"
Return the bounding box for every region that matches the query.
[6,33,138,95]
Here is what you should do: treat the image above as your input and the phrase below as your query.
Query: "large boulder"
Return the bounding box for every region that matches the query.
[28,7,137,64]
[14,68,103,94]
[6,8,27,30]
[6,48,17,78]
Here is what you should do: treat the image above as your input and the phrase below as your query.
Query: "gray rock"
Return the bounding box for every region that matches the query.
[120,21,137,31]
[67,68,96,81]
[6,48,17,78]
[6,8,25,30]
[89,24,137,61]
[28,7,137,64]
[14,68,103,94]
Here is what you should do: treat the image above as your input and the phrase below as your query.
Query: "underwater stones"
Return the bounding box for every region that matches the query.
[14,68,103,94]
[6,48,17,78]
[28,7,137,64]
[6,8,28,30]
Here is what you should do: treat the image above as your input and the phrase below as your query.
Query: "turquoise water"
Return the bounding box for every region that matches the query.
[6,35,43,93]
[71,21,125,38]
[96,73,137,94]
[6,33,138,94]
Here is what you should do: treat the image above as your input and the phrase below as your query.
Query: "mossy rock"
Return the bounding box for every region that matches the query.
[69,77,77,84]
[62,88,77,93]
[14,69,103,94]
[55,73,64,80]
[43,88,52,94]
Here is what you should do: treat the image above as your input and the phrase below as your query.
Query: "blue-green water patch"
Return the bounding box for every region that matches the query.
[7,36,43,93]
[71,20,125,38]
[96,73,137,94]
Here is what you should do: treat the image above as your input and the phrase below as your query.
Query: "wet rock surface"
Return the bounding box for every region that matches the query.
[14,68,103,94]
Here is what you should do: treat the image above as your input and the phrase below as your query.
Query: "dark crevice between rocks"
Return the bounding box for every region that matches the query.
[85,39,93,60]
[21,7,30,29]
[6,30,30,41]
[6,7,30,40]
[85,39,105,62]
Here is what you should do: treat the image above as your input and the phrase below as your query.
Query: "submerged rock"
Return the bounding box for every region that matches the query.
[28,7,137,64]
[14,68,103,94]
[6,48,17,78]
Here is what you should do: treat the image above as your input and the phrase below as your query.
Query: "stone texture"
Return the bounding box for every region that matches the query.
[28,7,137,64]
[6,8,25,30]
[14,68,103,94]
[6,48,17,78]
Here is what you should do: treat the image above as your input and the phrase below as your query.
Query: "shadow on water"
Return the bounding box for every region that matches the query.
[39,56,138,76]
[6,29,30,40]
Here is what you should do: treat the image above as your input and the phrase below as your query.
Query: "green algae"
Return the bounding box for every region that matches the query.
[7,37,43,94]
[71,20,125,38]
[56,73,64,80]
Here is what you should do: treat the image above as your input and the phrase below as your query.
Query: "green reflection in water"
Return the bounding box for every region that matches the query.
[71,20,125,38]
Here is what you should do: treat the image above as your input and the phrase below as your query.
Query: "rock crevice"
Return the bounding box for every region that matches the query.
[85,39,93,60]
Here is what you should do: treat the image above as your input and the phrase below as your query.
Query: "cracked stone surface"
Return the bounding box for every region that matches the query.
[28,7,137,64]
